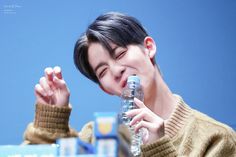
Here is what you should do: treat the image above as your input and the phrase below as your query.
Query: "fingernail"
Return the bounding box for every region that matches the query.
[54,66,61,73]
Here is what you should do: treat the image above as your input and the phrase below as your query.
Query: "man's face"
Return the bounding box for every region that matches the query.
[88,42,155,96]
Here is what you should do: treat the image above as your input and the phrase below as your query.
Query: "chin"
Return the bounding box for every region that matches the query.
[116,91,122,96]
[115,90,122,97]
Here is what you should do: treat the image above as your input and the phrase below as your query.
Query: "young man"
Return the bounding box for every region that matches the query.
[24,12,236,156]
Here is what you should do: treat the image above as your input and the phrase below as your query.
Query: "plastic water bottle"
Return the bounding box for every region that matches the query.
[120,75,144,156]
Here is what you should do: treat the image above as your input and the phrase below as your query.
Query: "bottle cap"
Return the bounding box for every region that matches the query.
[127,75,140,84]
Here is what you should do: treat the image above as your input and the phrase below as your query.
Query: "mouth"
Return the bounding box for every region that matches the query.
[120,74,137,88]
[121,78,127,88]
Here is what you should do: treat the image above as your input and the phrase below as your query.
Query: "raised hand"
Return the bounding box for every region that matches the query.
[126,98,164,144]
[34,66,70,107]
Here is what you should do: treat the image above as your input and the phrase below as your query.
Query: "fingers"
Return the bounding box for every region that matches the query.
[44,67,54,82]
[53,76,67,89]
[35,84,47,97]
[39,77,53,96]
[125,98,147,118]
[34,66,70,106]
[134,98,145,108]
[126,108,142,117]
[44,66,66,89]
[44,66,63,81]
[35,66,65,96]
[51,67,69,94]
[53,66,63,79]
[126,104,157,125]
[129,109,146,125]
[134,120,153,133]
[124,99,165,143]
[35,83,51,105]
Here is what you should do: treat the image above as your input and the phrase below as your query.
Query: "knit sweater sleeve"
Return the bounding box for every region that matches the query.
[141,130,236,157]
[23,104,78,144]
[202,128,236,157]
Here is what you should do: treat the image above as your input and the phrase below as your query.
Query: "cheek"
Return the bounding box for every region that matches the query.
[99,78,109,89]
[100,77,115,91]
[126,56,148,73]
[123,55,139,67]
[100,78,121,96]
[126,50,147,66]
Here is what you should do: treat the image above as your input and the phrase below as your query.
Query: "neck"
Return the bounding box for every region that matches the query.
[144,67,176,120]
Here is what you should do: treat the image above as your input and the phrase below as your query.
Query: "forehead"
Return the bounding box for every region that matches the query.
[88,42,108,56]
[88,42,119,58]
[87,42,111,69]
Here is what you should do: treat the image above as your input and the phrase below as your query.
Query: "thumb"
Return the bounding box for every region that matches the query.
[53,76,66,89]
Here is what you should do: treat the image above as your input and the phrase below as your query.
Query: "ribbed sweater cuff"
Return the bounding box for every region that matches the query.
[141,136,177,157]
[34,104,71,133]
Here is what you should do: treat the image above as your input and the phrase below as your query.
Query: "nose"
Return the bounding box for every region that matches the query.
[110,63,125,81]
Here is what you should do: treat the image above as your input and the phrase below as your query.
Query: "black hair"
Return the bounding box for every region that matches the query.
[74,12,148,83]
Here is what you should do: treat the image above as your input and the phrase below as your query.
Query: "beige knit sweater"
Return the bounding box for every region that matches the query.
[23,95,236,156]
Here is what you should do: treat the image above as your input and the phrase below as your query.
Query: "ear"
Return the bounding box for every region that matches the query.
[99,84,114,95]
[144,36,157,60]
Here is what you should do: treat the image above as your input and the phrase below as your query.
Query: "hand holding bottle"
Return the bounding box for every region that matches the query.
[34,66,70,107]
[126,98,165,145]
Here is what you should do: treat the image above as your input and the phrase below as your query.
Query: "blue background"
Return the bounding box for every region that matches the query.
[0,0,235,145]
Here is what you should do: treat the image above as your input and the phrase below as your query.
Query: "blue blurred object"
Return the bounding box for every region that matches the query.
[0,144,58,157]
[94,112,119,157]
[55,112,119,156]
[57,137,95,155]
[0,141,104,157]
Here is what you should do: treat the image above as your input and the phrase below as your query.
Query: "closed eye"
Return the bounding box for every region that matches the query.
[98,68,107,78]
[115,50,127,59]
